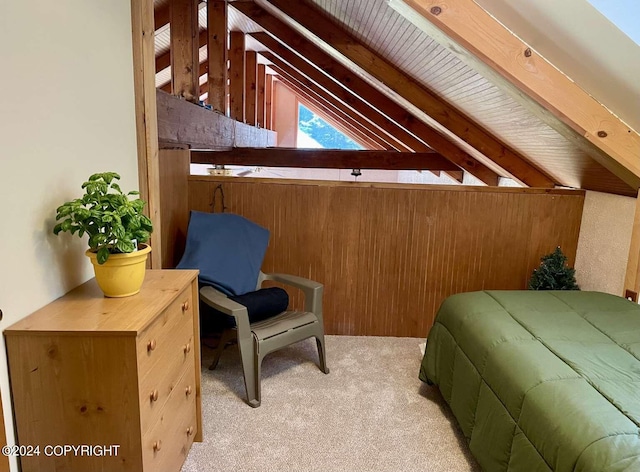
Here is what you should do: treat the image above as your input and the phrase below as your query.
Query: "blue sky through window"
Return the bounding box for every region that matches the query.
[586,0,640,45]
[297,105,363,150]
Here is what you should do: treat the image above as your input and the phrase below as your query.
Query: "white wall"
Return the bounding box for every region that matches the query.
[574,191,635,294]
[0,1,138,468]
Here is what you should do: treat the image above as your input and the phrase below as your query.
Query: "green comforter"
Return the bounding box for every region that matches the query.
[420,290,640,472]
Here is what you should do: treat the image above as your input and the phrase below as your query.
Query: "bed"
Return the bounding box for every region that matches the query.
[420,290,640,472]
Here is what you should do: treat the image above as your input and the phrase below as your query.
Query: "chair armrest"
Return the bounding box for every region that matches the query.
[263,273,322,290]
[200,286,251,337]
[262,273,323,315]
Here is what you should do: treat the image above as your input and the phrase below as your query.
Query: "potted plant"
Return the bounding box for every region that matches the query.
[53,172,154,297]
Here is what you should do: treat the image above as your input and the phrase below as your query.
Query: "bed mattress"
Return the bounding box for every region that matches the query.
[420,290,640,472]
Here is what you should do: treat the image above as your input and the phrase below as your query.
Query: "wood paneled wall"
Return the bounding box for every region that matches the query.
[159,149,190,269]
[187,177,585,337]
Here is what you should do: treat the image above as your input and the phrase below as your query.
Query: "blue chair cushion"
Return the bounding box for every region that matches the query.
[230,287,290,323]
[201,287,290,327]
[177,211,270,296]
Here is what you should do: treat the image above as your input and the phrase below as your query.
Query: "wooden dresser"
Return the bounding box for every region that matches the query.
[4,270,202,472]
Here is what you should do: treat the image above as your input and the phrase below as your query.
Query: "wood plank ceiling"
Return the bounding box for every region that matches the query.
[153,0,638,197]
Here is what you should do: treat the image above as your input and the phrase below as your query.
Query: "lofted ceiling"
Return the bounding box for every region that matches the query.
[153,0,640,197]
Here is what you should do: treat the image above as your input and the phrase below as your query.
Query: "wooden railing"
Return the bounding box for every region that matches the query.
[184,176,584,337]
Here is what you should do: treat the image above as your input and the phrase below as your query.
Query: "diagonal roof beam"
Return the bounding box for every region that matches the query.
[157,51,390,150]
[268,60,412,152]
[261,0,554,188]
[276,81,395,151]
[260,42,436,156]
[159,58,398,150]
[158,55,386,149]
[234,2,495,185]
[154,3,170,31]
[271,62,453,177]
[275,71,452,178]
[393,0,640,189]
[276,63,463,182]
[155,1,205,31]
[297,99,385,151]
[275,75,391,150]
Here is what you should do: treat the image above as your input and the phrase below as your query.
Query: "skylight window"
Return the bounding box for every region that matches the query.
[586,0,640,45]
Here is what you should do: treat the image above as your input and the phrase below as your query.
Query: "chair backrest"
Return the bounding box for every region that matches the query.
[176,211,270,296]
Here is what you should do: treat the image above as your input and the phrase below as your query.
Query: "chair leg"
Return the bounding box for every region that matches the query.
[255,342,263,407]
[237,335,260,408]
[209,328,235,370]
[315,335,330,374]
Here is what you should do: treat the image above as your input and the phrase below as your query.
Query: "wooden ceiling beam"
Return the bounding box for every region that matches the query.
[157,90,276,149]
[266,74,274,130]
[207,0,227,114]
[245,51,258,125]
[133,0,163,268]
[170,0,199,102]
[154,3,170,31]
[234,3,492,184]
[259,43,417,152]
[257,64,266,128]
[274,74,391,150]
[155,1,206,31]
[625,190,640,297]
[446,170,464,182]
[282,79,451,182]
[269,61,406,151]
[296,97,386,151]
[261,0,554,187]
[156,29,207,72]
[191,148,461,171]
[261,45,464,179]
[159,61,207,92]
[274,75,388,150]
[229,31,245,122]
[154,37,453,175]
[394,0,640,188]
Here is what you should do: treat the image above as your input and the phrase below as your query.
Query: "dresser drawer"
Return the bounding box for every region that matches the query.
[138,329,195,432]
[137,287,194,379]
[142,363,197,472]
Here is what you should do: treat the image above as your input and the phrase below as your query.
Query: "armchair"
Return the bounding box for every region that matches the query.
[177,211,329,407]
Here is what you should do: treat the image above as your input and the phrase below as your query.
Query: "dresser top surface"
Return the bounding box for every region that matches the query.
[4,270,198,336]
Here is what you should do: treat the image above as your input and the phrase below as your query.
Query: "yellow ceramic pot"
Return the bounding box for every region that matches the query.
[86,244,152,297]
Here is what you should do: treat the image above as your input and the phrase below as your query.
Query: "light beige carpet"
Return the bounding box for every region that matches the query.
[182,335,480,472]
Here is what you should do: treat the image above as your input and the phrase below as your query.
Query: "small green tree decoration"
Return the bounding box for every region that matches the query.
[528,246,580,290]
[53,172,153,265]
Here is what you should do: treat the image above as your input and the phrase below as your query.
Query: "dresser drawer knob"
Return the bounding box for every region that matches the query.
[183,342,191,354]
[153,440,162,452]
[150,390,159,402]
[186,426,194,437]
[185,385,193,396]
[182,301,190,312]
[147,339,157,352]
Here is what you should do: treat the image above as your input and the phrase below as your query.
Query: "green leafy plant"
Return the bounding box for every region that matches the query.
[53,172,153,264]
[528,246,580,291]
